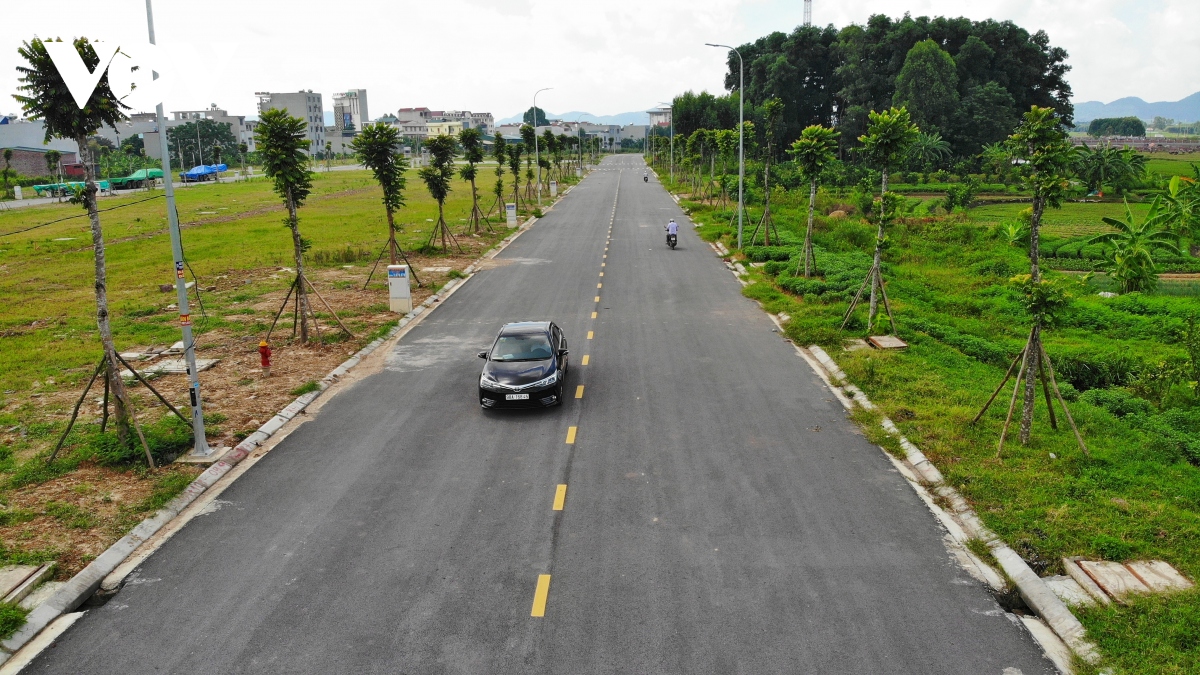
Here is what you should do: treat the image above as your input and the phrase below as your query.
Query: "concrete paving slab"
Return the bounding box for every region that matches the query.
[1126,560,1194,592]
[1078,560,1150,599]
[0,566,39,599]
[1043,575,1095,607]
[869,335,908,349]
[18,581,66,611]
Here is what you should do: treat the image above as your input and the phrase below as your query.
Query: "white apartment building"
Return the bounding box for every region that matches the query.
[332,89,369,132]
[256,91,325,155]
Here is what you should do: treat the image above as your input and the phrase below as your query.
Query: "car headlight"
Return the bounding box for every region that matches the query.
[480,374,508,392]
[527,370,558,389]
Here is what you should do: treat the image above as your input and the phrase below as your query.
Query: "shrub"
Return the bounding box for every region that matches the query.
[1079,387,1154,417]
[88,416,193,467]
[905,317,1012,366]
[289,380,321,396]
[743,246,799,262]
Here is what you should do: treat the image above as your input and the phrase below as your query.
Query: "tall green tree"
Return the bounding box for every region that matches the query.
[458,127,488,233]
[893,39,959,136]
[166,118,237,167]
[419,134,461,251]
[255,107,319,343]
[210,144,222,182]
[519,124,537,200]
[1,148,12,198]
[751,98,785,246]
[1073,143,1135,195]
[237,141,248,178]
[1005,105,1073,445]
[851,107,919,332]
[15,37,140,447]
[788,125,839,277]
[523,106,549,127]
[352,122,410,265]
[1089,198,1181,294]
[490,133,507,216]
[507,143,523,212]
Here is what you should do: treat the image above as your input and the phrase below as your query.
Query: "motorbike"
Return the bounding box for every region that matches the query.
[643,174,649,182]
[666,232,678,250]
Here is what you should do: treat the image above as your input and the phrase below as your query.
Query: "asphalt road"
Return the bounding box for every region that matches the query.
[30,155,1055,674]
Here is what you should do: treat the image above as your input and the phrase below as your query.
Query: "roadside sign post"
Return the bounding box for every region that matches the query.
[388,265,412,313]
[506,203,518,228]
[549,180,557,197]
[148,0,211,457]
[13,186,21,200]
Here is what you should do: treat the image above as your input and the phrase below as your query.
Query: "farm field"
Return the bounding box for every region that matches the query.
[670,181,1200,674]
[0,166,548,578]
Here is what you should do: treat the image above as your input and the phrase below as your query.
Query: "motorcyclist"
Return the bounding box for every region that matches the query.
[643,170,648,182]
[665,218,679,246]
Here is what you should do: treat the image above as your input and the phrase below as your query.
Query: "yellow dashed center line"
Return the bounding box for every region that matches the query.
[531,574,552,617]
[599,272,604,277]
[575,385,585,398]
[597,283,602,289]
[591,311,597,318]
[594,295,600,302]
[587,331,594,339]
[553,484,568,510]
[581,355,590,365]
[566,426,577,444]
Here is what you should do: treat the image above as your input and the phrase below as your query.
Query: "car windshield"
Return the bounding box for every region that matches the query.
[490,333,554,361]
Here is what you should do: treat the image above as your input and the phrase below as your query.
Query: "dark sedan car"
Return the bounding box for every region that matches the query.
[478,321,569,409]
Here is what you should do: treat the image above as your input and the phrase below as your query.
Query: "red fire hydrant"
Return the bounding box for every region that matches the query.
[259,340,272,377]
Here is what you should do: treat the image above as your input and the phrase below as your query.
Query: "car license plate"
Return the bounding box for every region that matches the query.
[506,394,529,400]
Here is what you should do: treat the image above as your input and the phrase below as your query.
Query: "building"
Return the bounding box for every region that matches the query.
[648,106,672,129]
[440,110,493,134]
[170,105,257,152]
[256,91,325,155]
[0,146,78,178]
[0,119,80,163]
[426,120,464,137]
[332,89,369,133]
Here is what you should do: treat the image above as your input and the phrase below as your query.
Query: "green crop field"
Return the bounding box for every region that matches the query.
[670,175,1200,674]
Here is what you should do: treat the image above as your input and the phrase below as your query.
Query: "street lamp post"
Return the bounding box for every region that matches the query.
[146,0,211,456]
[533,87,552,207]
[705,43,744,249]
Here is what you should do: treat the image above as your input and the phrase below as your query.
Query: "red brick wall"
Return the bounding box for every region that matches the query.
[1,148,78,178]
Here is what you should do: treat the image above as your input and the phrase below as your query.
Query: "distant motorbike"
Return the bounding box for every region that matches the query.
[643,174,649,182]
[666,233,678,250]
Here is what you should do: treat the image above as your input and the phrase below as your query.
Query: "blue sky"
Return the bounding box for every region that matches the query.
[3,0,1197,121]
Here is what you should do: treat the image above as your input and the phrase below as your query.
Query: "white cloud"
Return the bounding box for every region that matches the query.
[1,0,1195,122]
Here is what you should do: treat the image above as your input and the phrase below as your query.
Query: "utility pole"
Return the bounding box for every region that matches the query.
[804,0,812,26]
[533,87,552,206]
[706,43,745,249]
[147,0,211,457]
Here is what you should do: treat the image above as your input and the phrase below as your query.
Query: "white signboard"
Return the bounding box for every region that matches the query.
[506,203,518,228]
[549,180,558,197]
[13,186,22,200]
[387,265,412,313]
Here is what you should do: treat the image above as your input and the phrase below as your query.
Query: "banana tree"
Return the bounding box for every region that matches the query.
[1089,197,1181,294]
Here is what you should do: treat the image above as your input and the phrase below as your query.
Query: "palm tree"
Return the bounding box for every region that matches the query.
[351,122,414,269]
[908,132,951,171]
[845,107,919,333]
[15,37,140,447]
[256,108,320,343]
[1089,198,1181,293]
[789,125,839,277]
[458,127,488,233]
[1073,143,1135,196]
[419,134,461,251]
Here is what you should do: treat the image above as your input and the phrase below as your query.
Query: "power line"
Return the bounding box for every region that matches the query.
[0,194,165,238]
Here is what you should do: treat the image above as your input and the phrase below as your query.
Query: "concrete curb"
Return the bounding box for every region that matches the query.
[701,234,1099,670]
[801,342,1100,666]
[0,184,569,667]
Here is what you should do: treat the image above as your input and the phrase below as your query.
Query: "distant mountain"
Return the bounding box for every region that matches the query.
[497,110,650,126]
[1073,92,1200,123]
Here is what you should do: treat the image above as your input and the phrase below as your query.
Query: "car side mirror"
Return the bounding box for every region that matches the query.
[477,350,488,359]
